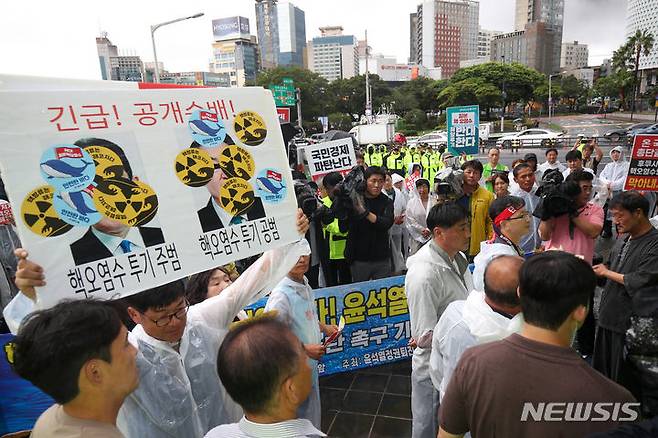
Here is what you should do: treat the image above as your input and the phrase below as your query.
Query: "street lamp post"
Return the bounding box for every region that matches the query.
[548,73,560,121]
[150,12,204,83]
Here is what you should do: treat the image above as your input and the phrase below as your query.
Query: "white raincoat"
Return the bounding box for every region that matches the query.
[472,240,520,292]
[115,240,310,438]
[405,240,472,438]
[405,192,436,247]
[599,147,629,196]
[429,290,524,399]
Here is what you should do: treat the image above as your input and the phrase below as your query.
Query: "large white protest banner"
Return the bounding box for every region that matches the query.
[305,138,356,182]
[0,84,298,307]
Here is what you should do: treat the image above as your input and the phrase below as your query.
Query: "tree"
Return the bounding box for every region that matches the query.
[327,112,353,132]
[325,74,393,118]
[612,30,655,116]
[256,67,329,121]
[450,62,545,106]
[437,77,502,118]
[560,75,589,111]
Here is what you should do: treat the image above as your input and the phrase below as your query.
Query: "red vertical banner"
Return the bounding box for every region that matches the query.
[625,134,658,191]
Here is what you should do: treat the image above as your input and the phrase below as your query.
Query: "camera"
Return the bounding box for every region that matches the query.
[533,169,580,220]
[294,179,321,218]
[327,166,367,221]
[433,168,464,205]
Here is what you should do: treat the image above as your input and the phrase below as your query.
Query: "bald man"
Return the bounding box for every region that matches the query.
[429,255,525,398]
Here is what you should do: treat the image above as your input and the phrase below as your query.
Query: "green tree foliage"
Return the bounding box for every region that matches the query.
[450,62,545,104]
[560,75,589,110]
[611,30,654,111]
[327,112,353,132]
[325,74,393,116]
[255,66,329,120]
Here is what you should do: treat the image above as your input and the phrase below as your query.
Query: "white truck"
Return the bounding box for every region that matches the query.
[349,123,395,145]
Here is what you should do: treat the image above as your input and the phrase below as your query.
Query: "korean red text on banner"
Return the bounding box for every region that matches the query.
[0,81,298,308]
[625,134,658,191]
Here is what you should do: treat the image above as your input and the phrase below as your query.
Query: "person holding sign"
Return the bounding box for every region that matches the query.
[264,250,339,429]
[9,209,310,438]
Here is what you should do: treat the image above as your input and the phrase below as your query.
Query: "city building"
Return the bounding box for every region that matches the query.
[626,0,658,92]
[409,12,419,64]
[414,0,479,78]
[307,26,359,81]
[514,0,564,73]
[96,34,144,82]
[160,71,231,87]
[490,22,557,75]
[563,67,595,88]
[561,41,589,70]
[254,0,306,68]
[477,27,503,59]
[209,17,260,87]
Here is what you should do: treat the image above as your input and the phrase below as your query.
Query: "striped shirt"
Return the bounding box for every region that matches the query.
[204,417,326,438]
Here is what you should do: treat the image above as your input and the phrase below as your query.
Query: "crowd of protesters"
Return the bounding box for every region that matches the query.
[1,135,658,438]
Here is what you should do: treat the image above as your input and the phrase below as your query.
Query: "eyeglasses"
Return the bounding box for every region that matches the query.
[506,212,531,221]
[141,300,190,327]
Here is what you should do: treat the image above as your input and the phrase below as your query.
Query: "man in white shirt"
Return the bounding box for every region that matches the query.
[511,164,541,254]
[563,149,595,179]
[430,255,524,399]
[406,203,473,438]
[205,314,325,438]
[537,148,566,181]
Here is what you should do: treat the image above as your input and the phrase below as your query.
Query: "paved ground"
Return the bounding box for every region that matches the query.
[320,360,412,438]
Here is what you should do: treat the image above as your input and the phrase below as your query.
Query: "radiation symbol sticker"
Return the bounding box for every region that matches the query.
[219,178,255,216]
[21,185,73,237]
[93,178,159,227]
[218,145,255,180]
[84,145,126,180]
[175,148,214,187]
[233,111,267,146]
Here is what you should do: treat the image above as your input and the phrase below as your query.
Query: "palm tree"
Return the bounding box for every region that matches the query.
[627,30,654,119]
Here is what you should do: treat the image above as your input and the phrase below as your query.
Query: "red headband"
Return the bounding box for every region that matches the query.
[494,206,518,228]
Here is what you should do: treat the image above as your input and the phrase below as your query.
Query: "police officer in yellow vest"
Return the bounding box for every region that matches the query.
[320,171,351,286]
[369,145,384,167]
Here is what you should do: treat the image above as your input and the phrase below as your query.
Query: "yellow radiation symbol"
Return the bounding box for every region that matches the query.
[233,111,267,146]
[21,185,73,237]
[175,148,214,187]
[218,144,255,180]
[84,145,126,180]
[219,178,255,216]
[93,178,159,227]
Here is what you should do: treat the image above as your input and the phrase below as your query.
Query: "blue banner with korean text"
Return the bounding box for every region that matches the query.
[244,275,412,376]
[446,105,479,156]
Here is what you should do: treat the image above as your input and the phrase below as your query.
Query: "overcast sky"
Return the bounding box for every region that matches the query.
[0,0,628,80]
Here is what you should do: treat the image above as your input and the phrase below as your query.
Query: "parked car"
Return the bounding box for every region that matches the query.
[604,122,653,142]
[417,131,448,148]
[626,123,658,147]
[496,129,563,148]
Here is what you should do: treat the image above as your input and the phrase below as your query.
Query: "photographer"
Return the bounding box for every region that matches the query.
[539,170,603,357]
[340,166,394,281]
[539,170,603,264]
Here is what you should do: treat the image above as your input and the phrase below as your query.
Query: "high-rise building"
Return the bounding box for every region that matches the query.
[490,22,557,75]
[96,34,144,81]
[254,0,306,69]
[560,41,589,70]
[307,26,358,81]
[477,28,503,59]
[409,13,419,64]
[513,0,564,72]
[415,0,479,78]
[626,0,658,91]
[209,17,260,87]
